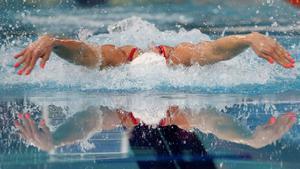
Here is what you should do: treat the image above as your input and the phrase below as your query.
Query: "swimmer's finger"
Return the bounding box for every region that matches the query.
[28,120,43,145]
[274,55,293,68]
[14,49,27,59]
[39,119,50,135]
[276,47,289,63]
[40,49,51,69]
[278,45,294,64]
[270,43,294,68]
[274,45,292,66]
[22,113,34,138]
[264,50,291,68]
[39,57,48,69]
[276,44,291,59]
[286,53,295,63]
[21,54,33,75]
[14,52,29,69]
[17,62,29,75]
[258,53,274,64]
[25,54,39,75]
[25,113,38,136]
[273,49,289,66]
[15,120,29,140]
[16,48,32,75]
[17,66,28,76]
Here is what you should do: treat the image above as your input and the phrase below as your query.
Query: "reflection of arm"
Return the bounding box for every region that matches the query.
[52,106,120,147]
[185,107,282,149]
[186,107,254,146]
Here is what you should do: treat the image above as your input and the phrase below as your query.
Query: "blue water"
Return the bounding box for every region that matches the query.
[1,1,300,169]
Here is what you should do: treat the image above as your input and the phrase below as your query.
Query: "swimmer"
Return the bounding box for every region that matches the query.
[14,32,295,75]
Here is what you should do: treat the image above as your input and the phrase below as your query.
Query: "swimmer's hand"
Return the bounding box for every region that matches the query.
[14,35,55,75]
[249,112,297,149]
[247,32,295,68]
[15,113,54,152]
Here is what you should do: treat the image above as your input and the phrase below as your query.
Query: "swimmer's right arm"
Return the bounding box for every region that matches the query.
[14,35,139,75]
[167,32,295,68]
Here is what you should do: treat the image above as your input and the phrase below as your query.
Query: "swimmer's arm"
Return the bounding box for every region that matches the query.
[170,32,294,68]
[14,35,139,75]
[53,39,137,68]
[51,37,102,68]
[14,35,101,70]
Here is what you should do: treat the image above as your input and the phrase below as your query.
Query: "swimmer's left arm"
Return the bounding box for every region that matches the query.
[170,32,295,68]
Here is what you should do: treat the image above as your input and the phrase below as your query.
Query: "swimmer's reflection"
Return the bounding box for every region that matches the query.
[15,106,296,169]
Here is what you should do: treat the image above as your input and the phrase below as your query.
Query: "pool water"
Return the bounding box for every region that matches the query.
[0,0,300,169]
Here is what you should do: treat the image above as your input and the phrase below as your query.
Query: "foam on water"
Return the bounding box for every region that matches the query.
[0,17,299,94]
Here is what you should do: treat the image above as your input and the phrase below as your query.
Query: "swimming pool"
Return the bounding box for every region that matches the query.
[0,1,300,169]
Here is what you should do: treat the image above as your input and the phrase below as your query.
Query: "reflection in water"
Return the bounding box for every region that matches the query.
[6,95,296,169]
